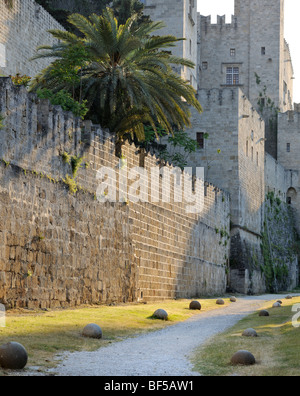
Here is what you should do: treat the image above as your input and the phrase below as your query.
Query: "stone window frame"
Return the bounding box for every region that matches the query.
[226,66,240,85]
[221,63,243,87]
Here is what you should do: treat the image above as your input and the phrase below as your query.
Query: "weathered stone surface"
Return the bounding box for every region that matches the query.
[259,310,270,317]
[286,295,293,299]
[82,324,103,339]
[242,328,258,337]
[0,78,230,308]
[230,297,237,302]
[231,350,256,366]
[0,0,64,78]
[273,302,282,308]
[216,299,225,305]
[189,301,201,310]
[0,0,299,310]
[153,309,168,320]
[0,342,28,370]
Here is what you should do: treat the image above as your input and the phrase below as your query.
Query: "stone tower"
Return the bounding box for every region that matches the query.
[198,0,293,158]
[234,0,292,113]
[199,0,292,112]
[142,0,198,90]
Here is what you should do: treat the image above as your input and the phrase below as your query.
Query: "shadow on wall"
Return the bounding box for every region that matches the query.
[230,193,299,295]
[0,77,136,309]
[0,77,233,307]
[175,189,230,299]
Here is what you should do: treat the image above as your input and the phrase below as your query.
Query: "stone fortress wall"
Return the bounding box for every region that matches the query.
[0,0,64,77]
[0,77,230,308]
[277,110,300,234]
[0,0,299,301]
[142,0,198,90]
[185,88,267,293]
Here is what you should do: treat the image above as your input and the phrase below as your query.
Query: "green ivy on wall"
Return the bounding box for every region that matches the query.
[261,192,298,292]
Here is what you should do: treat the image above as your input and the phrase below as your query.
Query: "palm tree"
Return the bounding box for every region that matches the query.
[30,8,202,151]
[112,0,149,25]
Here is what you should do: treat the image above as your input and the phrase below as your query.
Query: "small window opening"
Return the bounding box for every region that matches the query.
[197,132,205,149]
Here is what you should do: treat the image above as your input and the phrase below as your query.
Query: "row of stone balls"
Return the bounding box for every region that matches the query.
[231,295,293,366]
[82,298,238,340]
[0,296,291,370]
[0,297,235,370]
[152,297,238,321]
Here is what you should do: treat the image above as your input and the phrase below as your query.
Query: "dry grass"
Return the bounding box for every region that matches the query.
[0,297,231,374]
[191,296,300,376]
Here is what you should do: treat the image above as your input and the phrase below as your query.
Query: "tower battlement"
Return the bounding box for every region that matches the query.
[279,109,300,124]
[199,14,238,31]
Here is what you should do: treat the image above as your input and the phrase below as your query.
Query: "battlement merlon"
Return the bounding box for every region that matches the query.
[196,87,264,121]
[198,14,238,30]
[278,107,300,124]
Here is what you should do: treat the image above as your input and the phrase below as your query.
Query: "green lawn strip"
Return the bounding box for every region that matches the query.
[0,298,231,373]
[191,297,300,376]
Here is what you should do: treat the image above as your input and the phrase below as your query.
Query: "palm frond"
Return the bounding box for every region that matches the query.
[30,7,202,143]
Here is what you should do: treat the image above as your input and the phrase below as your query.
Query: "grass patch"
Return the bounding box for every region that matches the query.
[0,298,231,375]
[191,297,300,376]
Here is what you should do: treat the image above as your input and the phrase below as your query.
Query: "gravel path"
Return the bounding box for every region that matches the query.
[48,294,294,377]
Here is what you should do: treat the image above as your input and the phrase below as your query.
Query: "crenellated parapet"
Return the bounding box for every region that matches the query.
[199,14,238,33]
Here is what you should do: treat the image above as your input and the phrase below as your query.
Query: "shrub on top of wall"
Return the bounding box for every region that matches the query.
[36,88,88,120]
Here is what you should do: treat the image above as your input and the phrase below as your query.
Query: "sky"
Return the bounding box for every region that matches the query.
[197,0,300,102]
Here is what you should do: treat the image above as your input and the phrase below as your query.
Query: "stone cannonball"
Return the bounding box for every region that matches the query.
[0,342,28,370]
[273,302,282,308]
[230,297,237,303]
[153,309,168,320]
[189,301,202,311]
[259,310,270,317]
[82,323,103,339]
[242,328,258,338]
[231,350,256,366]
[286,295,293,300]
[216,299,225,305]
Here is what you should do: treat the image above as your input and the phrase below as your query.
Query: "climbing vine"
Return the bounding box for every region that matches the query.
[60,152,86,194]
